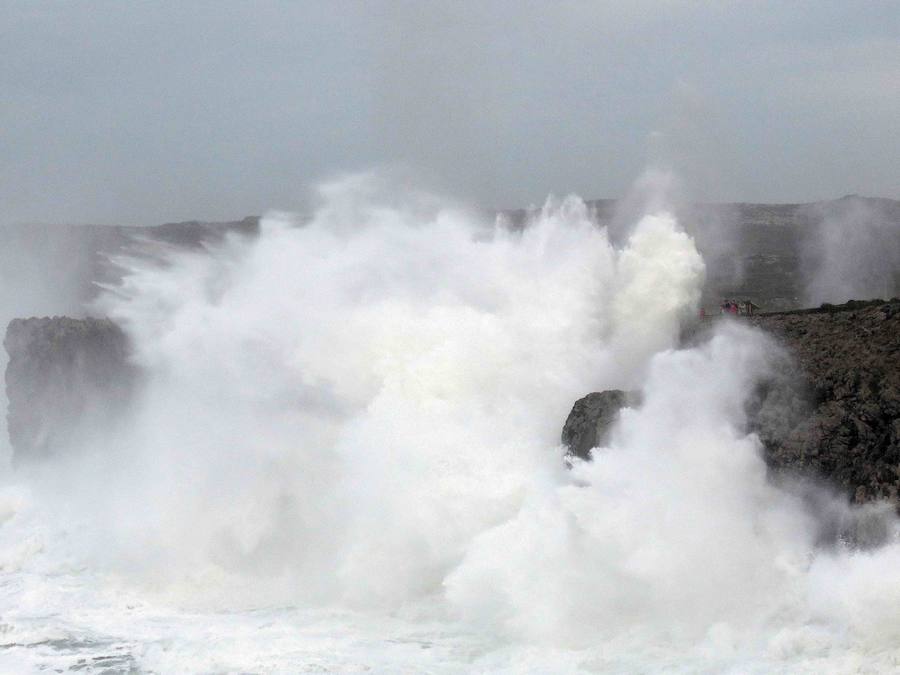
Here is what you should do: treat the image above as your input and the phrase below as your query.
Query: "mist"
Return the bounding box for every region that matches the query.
[802,196,900,305]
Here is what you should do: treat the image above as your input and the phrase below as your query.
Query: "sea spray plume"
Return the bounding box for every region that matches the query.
[609,167,742,308]
[606,168,684,246]
[801,196,900,306]
[446,321,900,666]
[609,211,705,373]
[336,198,704,606]
[445,323,813,645]
[66,172,704,608]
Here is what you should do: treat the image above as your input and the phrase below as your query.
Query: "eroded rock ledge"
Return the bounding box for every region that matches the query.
[561,390,641,462]
[563,299,900,504]
[4,316,136,461]
[751,299,900,502]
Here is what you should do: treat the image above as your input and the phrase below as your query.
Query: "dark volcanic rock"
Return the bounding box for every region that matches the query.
[565,300,899,504]
[561,390,640,461]
[4,316,136,461]
[750,299,900,503]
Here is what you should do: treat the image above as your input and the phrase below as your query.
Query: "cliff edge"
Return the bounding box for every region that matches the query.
[563,299,900,504]
[750,299,900,502]
[4,316,135,461]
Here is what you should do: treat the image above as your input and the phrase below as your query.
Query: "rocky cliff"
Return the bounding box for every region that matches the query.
[4,317,136,461]
[561,390,641,462]
[563,299,900,504]
[750,299,900,502]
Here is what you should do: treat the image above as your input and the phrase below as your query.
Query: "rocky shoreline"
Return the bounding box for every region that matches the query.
[5,299,900,505]
[751,299,900,503]
[563,299,900,504]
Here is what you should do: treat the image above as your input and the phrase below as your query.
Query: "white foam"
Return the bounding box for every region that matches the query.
[1,172,898,671]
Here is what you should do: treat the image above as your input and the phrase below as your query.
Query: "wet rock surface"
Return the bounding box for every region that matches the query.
[4,316,136,461]
[750,299,900,503]
[561,390,641,461]
[565,299,900,504]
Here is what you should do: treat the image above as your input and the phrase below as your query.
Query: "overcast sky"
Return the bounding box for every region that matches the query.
[2,1,898,225]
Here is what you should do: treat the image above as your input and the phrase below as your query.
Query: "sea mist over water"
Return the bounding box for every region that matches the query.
[2,173,900,671]
[802,197,900,306]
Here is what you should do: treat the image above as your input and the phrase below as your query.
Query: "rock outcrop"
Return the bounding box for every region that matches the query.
[562,299,900,504]
[561,390,640,461]
[751,299,900,502]
[4,317,136,461]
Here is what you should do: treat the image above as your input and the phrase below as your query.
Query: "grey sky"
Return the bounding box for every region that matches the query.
[2,1,898,225]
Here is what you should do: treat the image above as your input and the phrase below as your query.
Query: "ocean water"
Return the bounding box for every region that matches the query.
[1,174,899,673]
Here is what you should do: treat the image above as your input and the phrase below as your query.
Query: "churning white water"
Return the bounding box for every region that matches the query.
[1,174,900,673]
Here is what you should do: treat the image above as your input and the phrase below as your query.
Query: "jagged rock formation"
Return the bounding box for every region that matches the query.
[563,299,900,504]
[561,390,641,461]
[751,299,900,503]
[4,317,136,461]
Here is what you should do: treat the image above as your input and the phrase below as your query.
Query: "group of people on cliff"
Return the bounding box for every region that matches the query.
[699,299,759,319]
[720,299,758,316]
